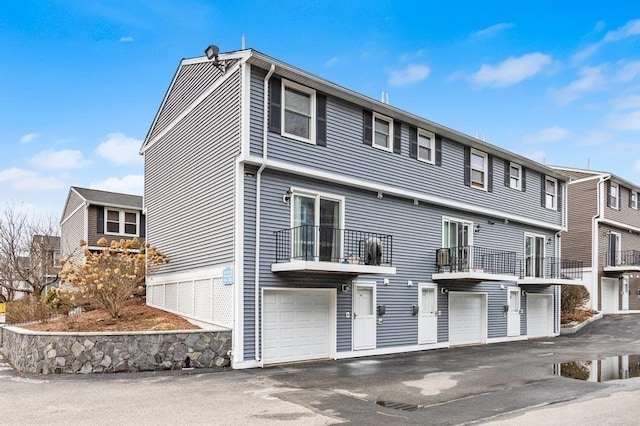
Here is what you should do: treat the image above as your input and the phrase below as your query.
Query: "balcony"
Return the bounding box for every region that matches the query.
[432,246,518,283]
[518,257,585,286]
[272,225,396,275]
[604,250,640,273]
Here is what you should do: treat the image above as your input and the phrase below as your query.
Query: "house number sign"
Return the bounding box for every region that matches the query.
[222,267,234,285]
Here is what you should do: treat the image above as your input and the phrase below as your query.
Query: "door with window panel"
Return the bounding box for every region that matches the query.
[293,195,341,262]
[443,220,471,272]
[525,235,544,278]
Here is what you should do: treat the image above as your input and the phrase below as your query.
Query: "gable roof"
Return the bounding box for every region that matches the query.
[140,48,568,181]
[551,166,640,192]
[71,187,143,210]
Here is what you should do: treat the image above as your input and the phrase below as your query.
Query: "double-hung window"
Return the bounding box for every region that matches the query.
[417,129,435,164]
[631,191,638,209]
[282,80,316,144]
[608,182,620,209]
[545,177,557,210]
[372,112,393,152]
[105,209,139,236]
[510,163,522,190]
[470,149,488,190]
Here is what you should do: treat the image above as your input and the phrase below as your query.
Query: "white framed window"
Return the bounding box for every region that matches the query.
[417,129,435,164]
[510,163,522,190]
[104,208,139,236]
[524,233,546,278]
[470,149,488,190]
[372,112,393,152]
[545,176,557,210]
[608,182,620,209]
[290,188,345,262]
[282,79,316,144]
[631,191,638,209]
[607,232,621,266]
[441,217,473,271]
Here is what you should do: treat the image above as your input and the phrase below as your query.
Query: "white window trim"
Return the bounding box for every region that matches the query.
[417,128,435,164]
[104,208,140,237]
[441,216,474,247]
[372,112,394,153]
[545,176,558,211]
[523,232,547,278]
[609,231,621,265]
[281,79,316,145]
[631,190,638,210]
[609,182,620,210]
[289,187,346,261]
[509,163,522,191]
[470,148,488,191]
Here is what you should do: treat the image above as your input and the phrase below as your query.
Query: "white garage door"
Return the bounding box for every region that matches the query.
[449,293,485,345]
[527,294,553,338]
[263,290,331,364]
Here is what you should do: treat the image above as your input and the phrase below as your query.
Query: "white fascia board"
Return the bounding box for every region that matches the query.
[242,156,563,231]
[599,218,640,234]
[60,202,85,226]
[140,58,246,154]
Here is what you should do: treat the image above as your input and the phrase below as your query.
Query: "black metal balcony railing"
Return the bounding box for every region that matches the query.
[435,246,517,275]
[606,250,640,268]
[518,257,584,280]
[274,225,393,266]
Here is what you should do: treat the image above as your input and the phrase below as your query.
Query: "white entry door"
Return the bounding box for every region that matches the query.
[527,294,553,338]
[621,276,630,311]
[507,288,521,337]
[418,284,437,344]
[353,282,376,350]
[601,278,619,314]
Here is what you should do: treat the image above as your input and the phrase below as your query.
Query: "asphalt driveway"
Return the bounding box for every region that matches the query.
[2,315,640,425]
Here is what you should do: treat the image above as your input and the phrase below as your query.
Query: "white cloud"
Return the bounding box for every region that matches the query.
[324,56,339,67]
[468,53,552,88]
[388,64,430,87]
[593,21,606,32]
[574,19,640,61]
[577,130,612,146]
[521,126,570,143]
[95,133,143,165]
[525,150,548,164]
[119,36,134,42]
[474,22,514,38]
[29,149,89,169]
[615,60,640,82]
[611,95,640,110]
[0,167,65,191]
[90,174,144,195]
[20,133,40,144]
[608,109,640,131]
[553,65,606,105]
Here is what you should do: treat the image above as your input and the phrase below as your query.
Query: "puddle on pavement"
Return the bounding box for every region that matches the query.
[555,355,640,382]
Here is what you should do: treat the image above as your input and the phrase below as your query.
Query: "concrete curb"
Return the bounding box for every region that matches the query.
[560,312,603,335]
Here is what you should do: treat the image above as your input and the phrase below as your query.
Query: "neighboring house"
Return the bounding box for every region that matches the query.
[140,47,583,369]
[552,167,640,313]
[60,187,145,263]
[0,236,60,300]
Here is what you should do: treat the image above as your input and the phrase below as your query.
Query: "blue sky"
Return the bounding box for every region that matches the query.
[2,1,640,221]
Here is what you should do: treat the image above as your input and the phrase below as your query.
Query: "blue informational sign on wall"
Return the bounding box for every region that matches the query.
[222,267,234,285]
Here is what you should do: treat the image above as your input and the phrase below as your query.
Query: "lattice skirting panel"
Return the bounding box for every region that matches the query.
[147,276,233,328]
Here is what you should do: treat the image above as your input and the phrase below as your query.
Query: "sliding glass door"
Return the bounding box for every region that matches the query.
[293,194,342,262]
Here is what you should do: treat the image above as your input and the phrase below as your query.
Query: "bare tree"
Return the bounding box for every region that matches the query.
[0,204,61,300]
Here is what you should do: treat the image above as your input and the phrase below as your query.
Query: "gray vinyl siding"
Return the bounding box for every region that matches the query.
[249,68,564,227]
[604,183,640,228]
[147,60,238,142]
[86,205,146,247]
[563,179,597,266]
[60,205,85,262]
[61,190,83,223]
[243,169,559,356]
[243,170,256,359]
[144,68,242,273]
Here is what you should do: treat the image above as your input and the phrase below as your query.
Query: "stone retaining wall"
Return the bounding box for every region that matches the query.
[1,326,231,374]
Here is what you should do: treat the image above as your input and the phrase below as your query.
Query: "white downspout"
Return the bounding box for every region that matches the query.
[254,64,276,362]
[591,174,610,311]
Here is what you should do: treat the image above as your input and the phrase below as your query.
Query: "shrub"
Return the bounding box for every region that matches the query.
[5,296,50,324]
[42,287,74,315]
[59,238,168,318]
[561,285,590,314]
